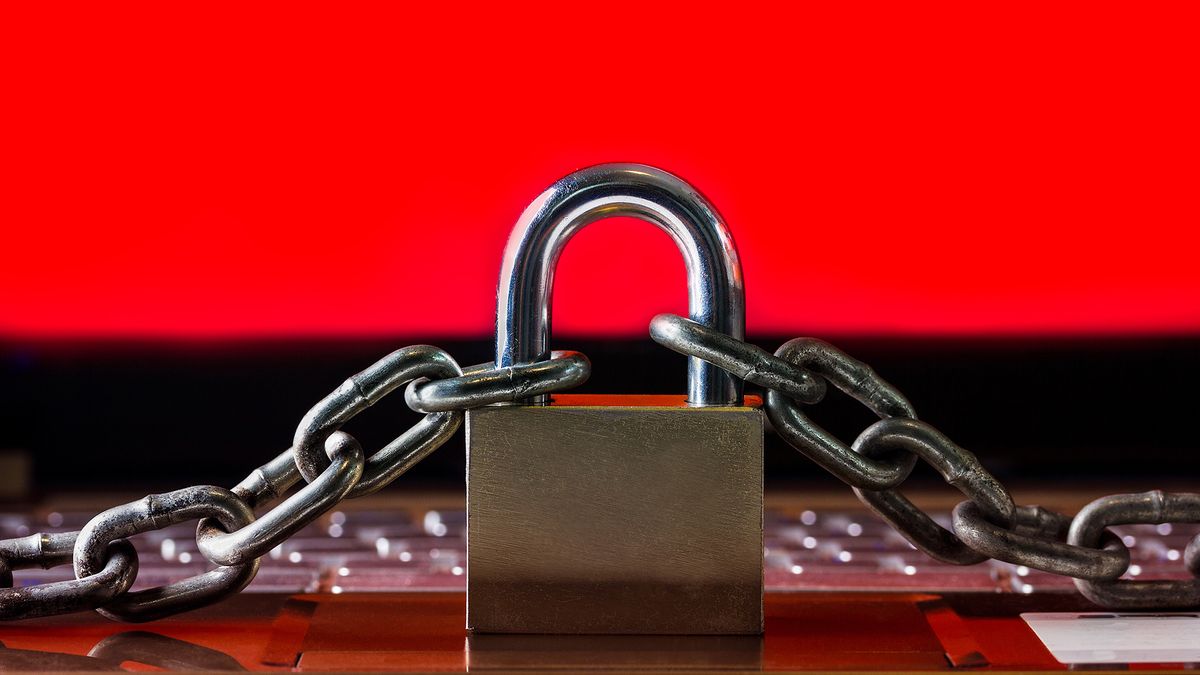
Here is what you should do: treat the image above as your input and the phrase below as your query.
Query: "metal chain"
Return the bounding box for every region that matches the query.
[651,313,1200,609]
[0,533,138,620]
[0,343,592,622]
[72,486,260,623]
[1068,491,1200,607]
[653,314,918,490]
[405,350,591,413]
[290,345,463,486]
[3,312,1196,619]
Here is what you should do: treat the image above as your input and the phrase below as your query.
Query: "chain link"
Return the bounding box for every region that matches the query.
[649,314,825,404]
[197,432,363,566]
[652,313,1200,609]
[0,533,139,620]
[850,417,1016,564]
[291,345,464,485]
[230,447,302,510]
[1068,491,1200,608]
[651,314,918,491]
[765,336,921,489]
[405,350,591,412]
[953,501,1129,580]
[72,486,260,622]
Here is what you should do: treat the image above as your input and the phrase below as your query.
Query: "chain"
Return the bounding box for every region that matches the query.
[0,346,592,621]
[2,316,1197,620]
[650,313,1200,609]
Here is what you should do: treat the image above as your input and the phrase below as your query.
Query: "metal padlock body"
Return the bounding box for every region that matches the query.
[467,164,764,634]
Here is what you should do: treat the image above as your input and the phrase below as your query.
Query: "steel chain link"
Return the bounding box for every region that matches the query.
[953,501,1129,580]
[654,315,919,490]
[405,350,591,413]
[0,533,139,620]
[72,486,260,622]
[0,342,591,621]
[650,313,1200,609]
[1068,491,1200,607]
[291,345,464,486]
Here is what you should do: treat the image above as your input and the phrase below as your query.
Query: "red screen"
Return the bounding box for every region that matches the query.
[4,5,1198,338]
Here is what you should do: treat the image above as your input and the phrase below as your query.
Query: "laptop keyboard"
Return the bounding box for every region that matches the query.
[3,507,1195,596]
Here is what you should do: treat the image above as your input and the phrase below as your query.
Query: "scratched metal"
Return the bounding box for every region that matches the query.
[466,395,763,634]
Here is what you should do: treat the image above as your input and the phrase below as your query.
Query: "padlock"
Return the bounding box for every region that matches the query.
[466,164,764,634]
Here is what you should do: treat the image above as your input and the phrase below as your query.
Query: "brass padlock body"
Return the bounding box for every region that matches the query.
[467,394,764,634]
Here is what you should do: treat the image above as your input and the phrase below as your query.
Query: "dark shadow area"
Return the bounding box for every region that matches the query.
[1,335,1197,493]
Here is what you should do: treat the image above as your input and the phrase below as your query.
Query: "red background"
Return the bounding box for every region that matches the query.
[4,4,1198,338]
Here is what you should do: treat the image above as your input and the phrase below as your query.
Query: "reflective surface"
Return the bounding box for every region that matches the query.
[496,164,746,406]
[466,395,763,634]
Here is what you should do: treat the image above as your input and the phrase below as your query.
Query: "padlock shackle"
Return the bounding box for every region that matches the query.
[496,163,745,406]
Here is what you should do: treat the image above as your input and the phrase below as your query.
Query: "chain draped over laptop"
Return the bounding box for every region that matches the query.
[650,313,1200,609]
[1,314,1196,621]
[0,346,589,621]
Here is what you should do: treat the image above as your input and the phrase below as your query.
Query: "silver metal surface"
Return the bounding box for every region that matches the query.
[292,345,462,484]
[854,484,987,565]
[855,418,1013,524]
[649,314,825,404]
[406,350,591,413]
[850,418,1017,564]
[495,163,745,406]
[952,501,1129,580]
[73,486,259,622]
[652,314,919,491]
[1069,491,1200,608]
[467,395,763,634]
[198,432,364,566]
[1186,533,1200,576]
[0,534,138,621]
[0,531,78,570]
[231,447,301,510]
[765,337,919,491]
